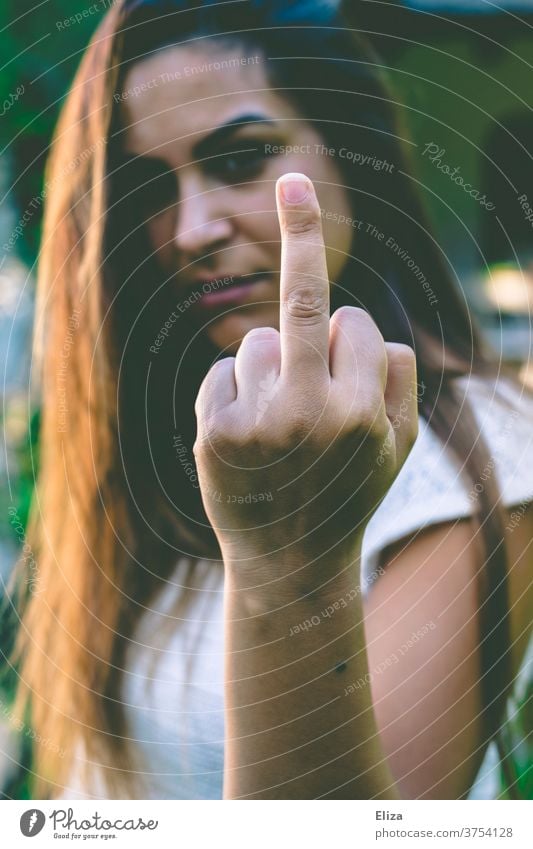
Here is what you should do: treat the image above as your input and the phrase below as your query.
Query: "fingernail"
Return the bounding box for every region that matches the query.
[280,175,309,204]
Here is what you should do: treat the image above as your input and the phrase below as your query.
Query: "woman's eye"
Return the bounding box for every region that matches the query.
[207,144,273,181]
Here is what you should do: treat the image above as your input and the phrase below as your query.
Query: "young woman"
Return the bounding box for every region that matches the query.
[6,0,533,800]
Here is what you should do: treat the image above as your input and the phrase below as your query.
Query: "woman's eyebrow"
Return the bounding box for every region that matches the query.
[193,113,276,158]
[118,114,277,172]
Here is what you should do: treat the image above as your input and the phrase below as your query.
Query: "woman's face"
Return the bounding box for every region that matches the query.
[121,43,353,354]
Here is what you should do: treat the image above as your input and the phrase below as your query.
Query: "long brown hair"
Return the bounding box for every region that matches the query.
[6,0,529,798]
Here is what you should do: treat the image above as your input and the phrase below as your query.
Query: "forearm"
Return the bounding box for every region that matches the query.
[222,541,400,800]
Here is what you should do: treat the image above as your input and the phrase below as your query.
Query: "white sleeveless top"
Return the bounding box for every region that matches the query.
[61,374,533,800]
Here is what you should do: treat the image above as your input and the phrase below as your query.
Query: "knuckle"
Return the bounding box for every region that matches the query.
[284,285,328,323]
[363,311,386,354]
[194,390,207,422]
[353,395,388,436]
[192,435,207,460]
[333,305,377,329]
[342,382,382,418]
[193,419,216,451]
[282,211,322,238]
[194,358,235,414]
[194,422,233,459]
[243,326,279,345]
[199,357,233,392]
[387,342,417,368]
[256,404,313,450]
[331,307,385,358]
[287,394,328,442]
[332,305,367,325]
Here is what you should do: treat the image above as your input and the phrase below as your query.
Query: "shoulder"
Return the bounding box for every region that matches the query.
[361,372,533,588]
[362,505,532,799]
[361,374,533,798]
[453,371,533,477]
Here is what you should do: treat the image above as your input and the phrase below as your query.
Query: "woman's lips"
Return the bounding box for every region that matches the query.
[189,274,274,312]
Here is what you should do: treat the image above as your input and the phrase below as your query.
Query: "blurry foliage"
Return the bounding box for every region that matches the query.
[0,4,96,797]
[11,408,41,538]
[0,405,40,798]
[0,1,107,263]
[0,612,34,801]
[0,407,40,543]
[498,679,533,799]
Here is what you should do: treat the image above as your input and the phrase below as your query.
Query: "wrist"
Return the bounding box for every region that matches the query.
[223,535,364,613]
[220,521,364,565]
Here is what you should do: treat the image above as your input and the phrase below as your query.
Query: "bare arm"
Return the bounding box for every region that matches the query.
[221,501,532,800]
[223,542,400,799]
[364,502,533,799]
[192,173,418,800]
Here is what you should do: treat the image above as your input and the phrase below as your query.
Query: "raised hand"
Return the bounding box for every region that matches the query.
[193,173,419,569]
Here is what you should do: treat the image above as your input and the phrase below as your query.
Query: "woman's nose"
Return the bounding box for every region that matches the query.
[173,185,233,261]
